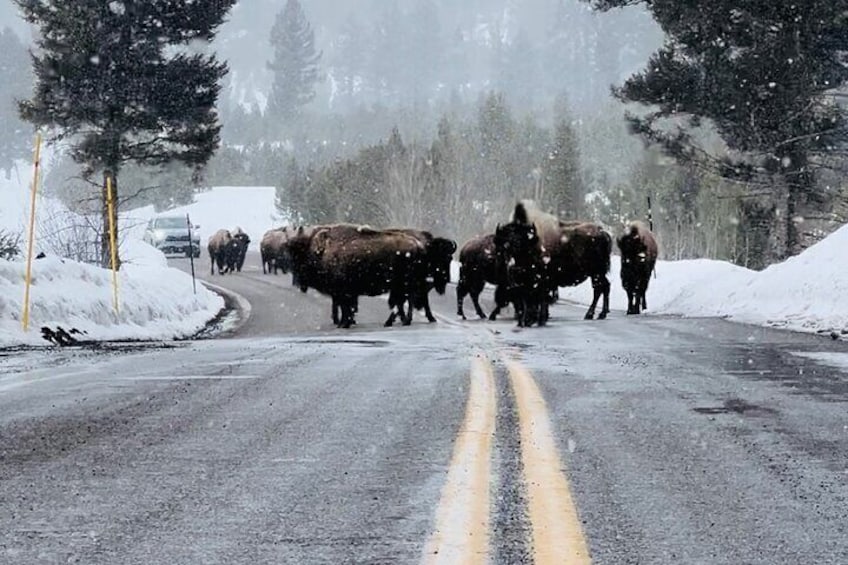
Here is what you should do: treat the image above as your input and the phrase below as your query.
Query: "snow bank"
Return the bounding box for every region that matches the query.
[560,223,848,334]
[0,240,224,347]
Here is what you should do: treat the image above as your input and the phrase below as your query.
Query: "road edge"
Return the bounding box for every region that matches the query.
[192,280,253,339]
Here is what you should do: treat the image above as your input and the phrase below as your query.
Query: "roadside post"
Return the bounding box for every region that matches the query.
[21,132,42,332]
[106,173,119,313]
[186,214,197,294]
[647,195,657,279]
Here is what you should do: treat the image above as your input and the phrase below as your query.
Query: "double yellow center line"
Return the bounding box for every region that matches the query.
[423,355,591,564]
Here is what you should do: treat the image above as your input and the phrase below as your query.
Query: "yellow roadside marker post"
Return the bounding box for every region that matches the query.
[21,132,42,332]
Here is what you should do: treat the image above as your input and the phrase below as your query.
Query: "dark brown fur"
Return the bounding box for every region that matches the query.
[617,221,658,315]
[456,233,500,320]
[491,201,612,325]
[207,229,234,275]
[386,228,457,323]
[286,224,428,328]
[260,227,292,275]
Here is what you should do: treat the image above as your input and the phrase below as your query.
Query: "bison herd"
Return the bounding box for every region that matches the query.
[206,200,658,329]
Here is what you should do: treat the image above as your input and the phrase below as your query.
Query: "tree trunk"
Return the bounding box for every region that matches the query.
[101,170,122,270]
[782,149,813,257]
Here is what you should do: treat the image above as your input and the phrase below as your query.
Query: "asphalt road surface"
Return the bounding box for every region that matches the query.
[1,250,847,564]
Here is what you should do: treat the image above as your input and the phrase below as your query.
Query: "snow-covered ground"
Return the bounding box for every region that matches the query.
[559,223,848,335]
[0,239,223,346]
[449,221,848,336]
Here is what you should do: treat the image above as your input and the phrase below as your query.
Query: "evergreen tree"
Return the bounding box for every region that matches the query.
[16,0,236,267]
[543,99,584,219]
[331,14,368,112]
[267,0,322,122]
[587,0,848,256]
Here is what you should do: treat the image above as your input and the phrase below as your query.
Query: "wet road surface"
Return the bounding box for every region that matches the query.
[1,251,847,563]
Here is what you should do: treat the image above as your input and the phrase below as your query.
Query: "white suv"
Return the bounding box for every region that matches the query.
[142,215,201,257]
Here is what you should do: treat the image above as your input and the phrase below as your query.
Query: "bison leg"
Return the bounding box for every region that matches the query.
[598,276,610,319]
[586,274,611,320]
[337,297,356,329]
[625,290,636,315]
[489,285,510,321]
[456,283,467,319]
[422,295,437,323]
[471,290,488,319]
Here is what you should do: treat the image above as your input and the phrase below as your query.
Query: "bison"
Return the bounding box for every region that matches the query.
[491,201,612,325]
[386,228,457,323]
[286,224,429,328]
[456,233,502,320]
[617,221,658,315]
[207,229,235,275]
[492,217,551,327]
[231,227,250,272]
[260,227,293,275]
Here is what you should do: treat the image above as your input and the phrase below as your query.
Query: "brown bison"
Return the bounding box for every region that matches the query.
[617,221,658,315]
[491,217,552,327]
[231,227,250,272]
[386,228,457,323]
[286,224,429,328]
[207,229,235,275]
[456,233,501,320]
[260,227,293,275]
[491,201,612,325]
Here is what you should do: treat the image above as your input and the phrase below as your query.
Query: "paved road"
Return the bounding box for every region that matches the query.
[1,251,847,563]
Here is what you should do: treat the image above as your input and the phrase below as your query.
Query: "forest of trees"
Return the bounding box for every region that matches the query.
[2,0,847,269]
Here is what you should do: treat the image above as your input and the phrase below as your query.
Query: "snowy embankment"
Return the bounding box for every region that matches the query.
[560,222,848,335]
[0,240,224,347]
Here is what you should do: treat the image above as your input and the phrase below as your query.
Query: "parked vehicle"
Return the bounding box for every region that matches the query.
[142,215,201,258]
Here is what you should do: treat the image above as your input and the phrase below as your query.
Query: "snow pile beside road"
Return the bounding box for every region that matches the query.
[0,240,224,347]
[560,222,848,335]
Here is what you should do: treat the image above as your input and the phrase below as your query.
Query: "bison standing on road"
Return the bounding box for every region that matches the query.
[617,221,658,315]
[491,201,612,326]
[231,227,250,273]
[456,233,502,320]
[386,228,457,323]
[286,224,429,328]
[260,228,290,275]
[208,229,234,275]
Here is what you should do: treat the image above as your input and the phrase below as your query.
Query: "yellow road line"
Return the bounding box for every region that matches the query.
[505,358,592,565]
[423,355,496,565]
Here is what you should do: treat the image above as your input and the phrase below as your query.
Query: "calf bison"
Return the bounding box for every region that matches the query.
[617,221,658,315]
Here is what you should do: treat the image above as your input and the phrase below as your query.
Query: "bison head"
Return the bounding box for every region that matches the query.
[428,237,457,294]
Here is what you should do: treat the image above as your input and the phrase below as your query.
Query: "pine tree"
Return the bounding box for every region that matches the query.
[587,0,848,256]
[267,0,322,123]
[16,0,236,268]
[543,98,584,220]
